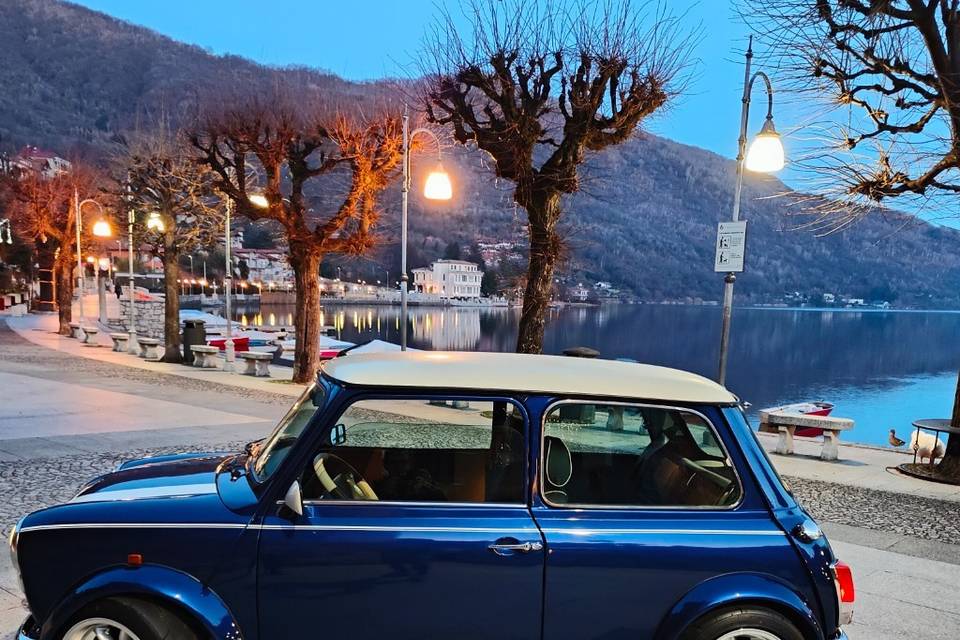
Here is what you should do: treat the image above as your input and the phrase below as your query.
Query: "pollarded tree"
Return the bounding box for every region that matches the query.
[191,91,404,382]
[422,0,690,353]
[746,0,960,479]
[119,128,224,362]
[5,164,104,334]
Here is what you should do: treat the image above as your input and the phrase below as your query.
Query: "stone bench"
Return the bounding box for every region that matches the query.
[137,338,163,362]
[238,351,272,377]
[109,333,129,352]
[759,410,855,461]
[190,345,220,369]
[80,326,100,346]
[68,322,82,339]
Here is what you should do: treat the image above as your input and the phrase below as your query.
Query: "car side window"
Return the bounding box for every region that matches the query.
[300,398,526,504]
[541,403,741,508]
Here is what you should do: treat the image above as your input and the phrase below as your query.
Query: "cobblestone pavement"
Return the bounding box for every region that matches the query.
[787,475,960,544]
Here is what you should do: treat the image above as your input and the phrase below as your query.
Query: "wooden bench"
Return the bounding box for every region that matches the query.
[137,338,163,361]
[80,326,100,346]
[109,333,129,352]
[238,351,272,377]
[68,322,82,339]
[759,410,855,461]
[190,345,220,369]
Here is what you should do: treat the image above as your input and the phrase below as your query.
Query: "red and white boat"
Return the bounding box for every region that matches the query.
[759,401,835,437]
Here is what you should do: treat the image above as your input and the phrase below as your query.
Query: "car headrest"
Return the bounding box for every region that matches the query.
[545,435,572,488]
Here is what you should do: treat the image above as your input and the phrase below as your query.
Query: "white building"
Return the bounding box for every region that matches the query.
[233,249,294,287]
[412,259,483,299]
[11,146,71,178]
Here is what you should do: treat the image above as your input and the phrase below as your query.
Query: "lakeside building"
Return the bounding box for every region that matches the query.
[11,146,71,178]
[233,248,294,286]
[412,259,484,299]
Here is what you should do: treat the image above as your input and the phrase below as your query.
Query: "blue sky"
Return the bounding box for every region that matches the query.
[71,0,951,224]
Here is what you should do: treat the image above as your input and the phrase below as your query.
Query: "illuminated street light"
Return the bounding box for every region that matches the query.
[146,211,165,232]
[248,193,269,209]
[717,36,787,386]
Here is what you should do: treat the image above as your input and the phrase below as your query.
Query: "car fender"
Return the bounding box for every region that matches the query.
[39,564,243,640]
[654,572,824,640]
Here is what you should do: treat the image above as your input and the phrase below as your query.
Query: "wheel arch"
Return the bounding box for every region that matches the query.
[654,572,825,640]
[39,565,242,640]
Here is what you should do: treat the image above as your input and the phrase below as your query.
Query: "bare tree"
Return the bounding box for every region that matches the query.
[5,164,104,334]
[422,0,690,353]
[119,128,223,362]
[746,0,960,479]
[190,91,404,382]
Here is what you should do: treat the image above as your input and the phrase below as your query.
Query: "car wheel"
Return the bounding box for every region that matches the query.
[60,597,199,640]
[681,606,806,640]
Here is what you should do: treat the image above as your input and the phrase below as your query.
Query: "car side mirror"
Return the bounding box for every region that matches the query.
[283,480,303,517]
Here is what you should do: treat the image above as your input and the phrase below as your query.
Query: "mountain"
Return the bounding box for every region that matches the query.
[2,0,960,307]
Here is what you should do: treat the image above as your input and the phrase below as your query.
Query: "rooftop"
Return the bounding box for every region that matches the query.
[322,351,736,404]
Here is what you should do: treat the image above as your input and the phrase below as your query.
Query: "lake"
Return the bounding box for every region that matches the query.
[235,303,960,448]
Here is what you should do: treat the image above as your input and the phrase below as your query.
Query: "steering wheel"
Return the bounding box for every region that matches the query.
[313,453,379,501]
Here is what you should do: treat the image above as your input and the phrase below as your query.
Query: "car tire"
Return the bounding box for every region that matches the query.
[681,606,806,640]
[59,596,200,640]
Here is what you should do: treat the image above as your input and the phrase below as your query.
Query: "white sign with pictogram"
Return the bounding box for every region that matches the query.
[714,221,747,273]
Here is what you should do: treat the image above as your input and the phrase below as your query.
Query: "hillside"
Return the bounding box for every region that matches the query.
[2,0,960,306]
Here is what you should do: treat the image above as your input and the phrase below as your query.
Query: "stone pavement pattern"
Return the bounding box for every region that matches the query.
[1,318,960,638]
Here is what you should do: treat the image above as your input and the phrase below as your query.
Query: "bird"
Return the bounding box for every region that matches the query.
[888,429,906,447]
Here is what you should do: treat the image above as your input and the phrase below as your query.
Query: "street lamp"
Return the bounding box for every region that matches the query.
[74,190,111,333]
[717,36,785,386]
[146,211,165,233]
[400,105,452,350]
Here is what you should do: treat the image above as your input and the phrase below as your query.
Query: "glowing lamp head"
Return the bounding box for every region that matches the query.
[86,256,95,263]
[91,219,112,237]
[423,165,452,201]
[98,257,110,270]
[248,193,269,209]
[146,212,165,233]
[745,118,785,173]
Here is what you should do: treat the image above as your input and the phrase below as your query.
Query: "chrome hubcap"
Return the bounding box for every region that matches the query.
[63,618,141,640]
[716,630,782,640]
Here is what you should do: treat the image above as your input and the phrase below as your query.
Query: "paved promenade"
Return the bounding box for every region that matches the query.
[0,314,958,638]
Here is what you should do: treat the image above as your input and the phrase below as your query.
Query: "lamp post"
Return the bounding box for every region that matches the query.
[717,36,785,386]
[400,105,453,350]
[74,189,111,333]
[223,187,236,372]
[0,219,12,245]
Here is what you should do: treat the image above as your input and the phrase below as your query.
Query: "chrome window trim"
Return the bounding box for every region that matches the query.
[281,499,526,508]
[539,399,745,511]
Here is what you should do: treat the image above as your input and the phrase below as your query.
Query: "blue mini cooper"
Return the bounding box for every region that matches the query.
[11,352,854,640]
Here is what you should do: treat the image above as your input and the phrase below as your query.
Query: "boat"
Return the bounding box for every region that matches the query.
[758,401,834,437]
[277,335,355,359]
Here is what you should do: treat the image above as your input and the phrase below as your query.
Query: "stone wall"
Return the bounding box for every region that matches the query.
[118,299,165,340]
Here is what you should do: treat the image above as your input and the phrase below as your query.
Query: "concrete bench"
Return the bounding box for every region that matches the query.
[80,326,100,346]
[759,410,855,461]
[68,322,82,339]
[238,351,272,377]
[137,338,163,361]
[190,345,220,369]
[109,333,129,352]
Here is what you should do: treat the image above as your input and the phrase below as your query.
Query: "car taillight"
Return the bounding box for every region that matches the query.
[832,560,855,626]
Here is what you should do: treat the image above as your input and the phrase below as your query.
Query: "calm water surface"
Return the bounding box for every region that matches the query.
[235,303,960,447]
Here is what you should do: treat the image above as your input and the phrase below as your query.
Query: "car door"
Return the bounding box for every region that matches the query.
[257,395,545,640]
[531,400,798,639]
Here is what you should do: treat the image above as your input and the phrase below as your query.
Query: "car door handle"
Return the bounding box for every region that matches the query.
[488,540,543,555]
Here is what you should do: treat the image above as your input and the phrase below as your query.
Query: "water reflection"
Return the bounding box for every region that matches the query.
[235,303,960,446]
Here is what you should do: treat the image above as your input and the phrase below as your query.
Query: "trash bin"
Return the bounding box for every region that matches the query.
[182,319,206,365]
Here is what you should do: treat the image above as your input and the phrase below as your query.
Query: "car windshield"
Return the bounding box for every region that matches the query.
[252,383,325,482]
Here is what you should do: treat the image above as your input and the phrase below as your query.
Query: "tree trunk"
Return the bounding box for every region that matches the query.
[516,191,562,354]
[290,245,323,384]
[54,250,74,335]
[161,237,182,363]
[936,371,960,478]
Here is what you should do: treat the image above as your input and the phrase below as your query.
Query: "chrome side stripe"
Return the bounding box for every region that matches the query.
[21,522,782,536]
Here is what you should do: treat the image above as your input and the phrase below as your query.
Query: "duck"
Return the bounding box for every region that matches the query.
[888,429,906,447]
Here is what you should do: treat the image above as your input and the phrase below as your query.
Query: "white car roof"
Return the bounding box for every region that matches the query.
[321,351,736,404]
